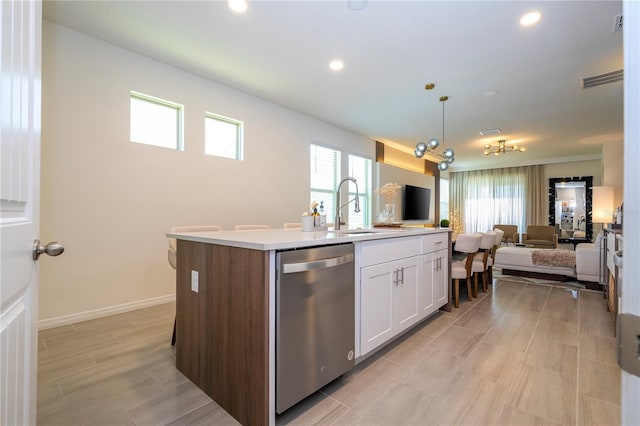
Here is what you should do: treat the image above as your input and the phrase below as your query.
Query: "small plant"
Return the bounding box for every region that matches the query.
[440,219,450,227]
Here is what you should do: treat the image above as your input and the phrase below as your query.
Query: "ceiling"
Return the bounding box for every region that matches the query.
[43,0,624,171]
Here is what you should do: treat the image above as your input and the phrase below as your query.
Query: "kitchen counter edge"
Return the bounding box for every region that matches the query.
[166,228,451,251]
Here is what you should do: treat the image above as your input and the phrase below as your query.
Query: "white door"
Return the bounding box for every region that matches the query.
[621,1,640,423]
[1,1,42,424]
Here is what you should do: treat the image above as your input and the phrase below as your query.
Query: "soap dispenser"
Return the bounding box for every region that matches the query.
[317,201,327,229]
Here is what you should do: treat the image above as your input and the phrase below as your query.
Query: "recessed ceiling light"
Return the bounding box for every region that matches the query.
[482,90,498,96]
[520,11,541,26]
[228,0,248,13]
[329,60,344,71]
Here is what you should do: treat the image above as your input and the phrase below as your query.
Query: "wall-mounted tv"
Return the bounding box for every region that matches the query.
[403,184,431,221]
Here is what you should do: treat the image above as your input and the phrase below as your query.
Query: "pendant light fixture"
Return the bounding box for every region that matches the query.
[483,139,526,156]
[414,94,455,171]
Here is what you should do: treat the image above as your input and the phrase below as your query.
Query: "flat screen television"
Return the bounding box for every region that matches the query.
[403,184,431,221]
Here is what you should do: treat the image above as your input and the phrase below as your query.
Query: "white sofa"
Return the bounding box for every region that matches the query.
[494,236,602,283]
[575,233,604,282]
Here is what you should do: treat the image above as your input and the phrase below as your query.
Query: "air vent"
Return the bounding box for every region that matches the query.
[478,128,502,136]
[581,69,624,89]
[613,14,623,33]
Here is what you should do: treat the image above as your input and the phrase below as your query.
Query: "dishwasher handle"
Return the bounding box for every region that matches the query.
[281,253,354,274]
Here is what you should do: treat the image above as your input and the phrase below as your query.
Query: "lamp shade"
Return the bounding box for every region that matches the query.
[592,186,614,223]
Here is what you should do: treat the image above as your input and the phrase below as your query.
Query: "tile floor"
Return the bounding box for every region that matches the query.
[37,274,621,425]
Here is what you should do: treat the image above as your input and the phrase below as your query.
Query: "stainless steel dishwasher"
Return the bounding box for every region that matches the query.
[276,243,355,414]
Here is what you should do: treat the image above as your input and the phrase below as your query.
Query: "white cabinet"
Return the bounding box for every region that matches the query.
[419,252,436,316]
[394,256,421,331]
[434,249,449,307]
[359,239,421,356]
[419,236,449,318]
[358,233,449,356]
[360,261,394,353]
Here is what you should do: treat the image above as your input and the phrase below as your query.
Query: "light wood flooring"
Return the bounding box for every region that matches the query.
[37,275,621,425]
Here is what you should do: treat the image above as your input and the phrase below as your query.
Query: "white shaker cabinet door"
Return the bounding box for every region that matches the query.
[434,249,449,308]
[395,256,421,332]
[420,253,436,317]
[360,261,395,355]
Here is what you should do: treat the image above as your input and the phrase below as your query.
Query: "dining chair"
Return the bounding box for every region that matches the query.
[472,231,498,294]
[450,233,483,308]
[168,225,223,345]
[234,224,272,230]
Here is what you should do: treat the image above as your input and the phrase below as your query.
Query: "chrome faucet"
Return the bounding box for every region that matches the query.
[334,177,361,231]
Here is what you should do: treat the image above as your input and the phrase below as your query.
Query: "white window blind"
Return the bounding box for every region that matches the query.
[440,178,449,221]
[348,154,372,229]
[310,144,341,223]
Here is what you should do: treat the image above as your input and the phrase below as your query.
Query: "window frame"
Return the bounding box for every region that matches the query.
[204,112,244,160]
[129,91,184,151]
[348,153,373,229]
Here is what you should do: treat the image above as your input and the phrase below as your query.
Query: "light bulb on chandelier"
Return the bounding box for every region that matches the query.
[414,93,455,171]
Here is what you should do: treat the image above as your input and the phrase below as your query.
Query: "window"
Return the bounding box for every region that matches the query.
[440,178,449,221]
[130,91,183,150]
[348,154,372,229]
[450,167,531,234]
[310,144,341,223]
[205,113,243,160]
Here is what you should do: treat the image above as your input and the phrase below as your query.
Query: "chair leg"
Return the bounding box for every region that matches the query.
[453,279,459,308]
[473,273,479,298]
[466,276,473,302]
[482,270,488,292]
[171,317,176,346]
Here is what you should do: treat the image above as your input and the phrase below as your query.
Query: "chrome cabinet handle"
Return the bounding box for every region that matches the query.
[399,267,404,284]
[32,239,65,261]
[393,269,398,286]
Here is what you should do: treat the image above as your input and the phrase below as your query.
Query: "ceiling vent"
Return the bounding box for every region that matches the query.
[581,69,624,89]
[478,128,502,136]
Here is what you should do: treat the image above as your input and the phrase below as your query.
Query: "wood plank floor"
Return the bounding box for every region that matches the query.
[37,275,621,425]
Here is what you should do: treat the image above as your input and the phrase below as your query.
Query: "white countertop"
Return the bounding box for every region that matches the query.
[167,227,450,251]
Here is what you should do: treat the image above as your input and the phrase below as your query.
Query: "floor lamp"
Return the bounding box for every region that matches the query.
[592,186,614,287]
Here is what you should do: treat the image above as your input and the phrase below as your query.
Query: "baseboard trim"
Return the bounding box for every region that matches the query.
[38,294,176,330]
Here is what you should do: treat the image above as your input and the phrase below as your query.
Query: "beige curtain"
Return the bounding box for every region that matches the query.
[450,165,544,234]
[524,165,545,225]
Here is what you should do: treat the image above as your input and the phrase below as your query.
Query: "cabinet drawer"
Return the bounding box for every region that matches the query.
[421,233,449,254]
[360,236,421,267]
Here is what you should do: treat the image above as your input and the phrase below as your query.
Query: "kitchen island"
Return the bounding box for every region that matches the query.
[167,227,451,426]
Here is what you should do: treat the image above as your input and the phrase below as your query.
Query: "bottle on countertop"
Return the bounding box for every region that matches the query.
[316,201,327,228]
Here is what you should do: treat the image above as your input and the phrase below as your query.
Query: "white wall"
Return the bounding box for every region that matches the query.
[602,139,624,207]
[376,163,436,225]
[40,22,373,322]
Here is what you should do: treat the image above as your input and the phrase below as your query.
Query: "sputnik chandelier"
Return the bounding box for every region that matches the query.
[483,139,526,156]
[414,88,455,171]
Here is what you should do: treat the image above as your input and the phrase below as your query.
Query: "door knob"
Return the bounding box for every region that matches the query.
[32,239,65,260]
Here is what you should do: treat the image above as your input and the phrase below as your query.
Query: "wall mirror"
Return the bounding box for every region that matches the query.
[548,176,593,244]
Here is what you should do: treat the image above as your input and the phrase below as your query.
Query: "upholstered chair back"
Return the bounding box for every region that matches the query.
[454,233,482,253]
